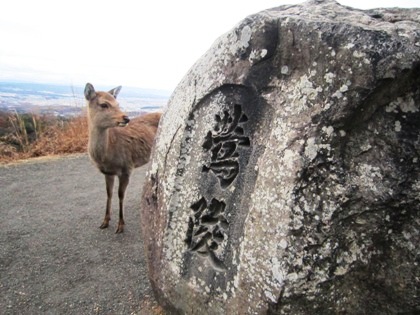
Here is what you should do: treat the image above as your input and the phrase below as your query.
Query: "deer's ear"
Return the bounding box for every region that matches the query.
[108,86,122,99]
[84,83,96,101]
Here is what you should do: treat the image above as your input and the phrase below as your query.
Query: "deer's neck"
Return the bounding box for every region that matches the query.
[88,125,111,162]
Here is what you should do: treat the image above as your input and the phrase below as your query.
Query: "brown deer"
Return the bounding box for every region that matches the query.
[84,83,161,233]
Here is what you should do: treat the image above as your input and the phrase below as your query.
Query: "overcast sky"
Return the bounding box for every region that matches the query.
[1,0,419,91]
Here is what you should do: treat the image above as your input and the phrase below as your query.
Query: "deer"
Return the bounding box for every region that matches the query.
[84,83,161,233]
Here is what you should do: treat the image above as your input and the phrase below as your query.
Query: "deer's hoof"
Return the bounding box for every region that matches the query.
[115,226,124,234]
[99,222,109,229]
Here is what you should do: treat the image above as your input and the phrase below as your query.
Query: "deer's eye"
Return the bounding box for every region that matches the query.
[99,103,109,109]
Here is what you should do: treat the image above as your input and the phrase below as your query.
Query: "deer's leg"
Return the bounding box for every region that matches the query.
[115,173,130,233]
[100,174,115,229]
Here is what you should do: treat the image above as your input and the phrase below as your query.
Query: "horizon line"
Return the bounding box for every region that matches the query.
[0,79,173,94]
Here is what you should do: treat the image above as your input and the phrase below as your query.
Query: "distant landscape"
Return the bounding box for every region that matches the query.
[0,81,170,117]
[0,81,171,163]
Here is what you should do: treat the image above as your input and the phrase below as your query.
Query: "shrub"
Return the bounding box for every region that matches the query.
[0,111,88,164]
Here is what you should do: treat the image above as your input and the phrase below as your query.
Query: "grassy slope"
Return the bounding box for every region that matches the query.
[0,111,88,164]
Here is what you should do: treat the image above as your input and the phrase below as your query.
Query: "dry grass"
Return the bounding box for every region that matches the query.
[0,111,88,164]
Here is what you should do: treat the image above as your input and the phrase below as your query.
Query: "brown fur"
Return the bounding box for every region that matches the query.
[84,83,161,233]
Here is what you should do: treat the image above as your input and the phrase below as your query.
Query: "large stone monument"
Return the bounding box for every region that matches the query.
[140,0,420,313]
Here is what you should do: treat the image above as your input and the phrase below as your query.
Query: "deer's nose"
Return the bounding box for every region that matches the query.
[123,116,130,124]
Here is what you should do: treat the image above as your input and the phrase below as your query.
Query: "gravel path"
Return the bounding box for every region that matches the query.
[0,154,162,315]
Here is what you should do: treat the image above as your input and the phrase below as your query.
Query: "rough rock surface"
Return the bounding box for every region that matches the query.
[140,1,420,314]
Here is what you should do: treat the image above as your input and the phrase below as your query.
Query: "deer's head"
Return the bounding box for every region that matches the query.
[84,83,130,129]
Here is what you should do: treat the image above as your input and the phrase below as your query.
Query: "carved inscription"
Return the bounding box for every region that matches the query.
[185,103,251,271]
[202,104,250,188]
[185,197,228,271]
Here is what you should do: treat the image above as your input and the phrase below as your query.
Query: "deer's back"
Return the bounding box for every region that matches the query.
[135,112,161,129]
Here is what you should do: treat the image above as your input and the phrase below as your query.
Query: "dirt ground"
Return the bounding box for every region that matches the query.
[0,154,164,315]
